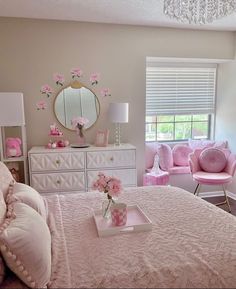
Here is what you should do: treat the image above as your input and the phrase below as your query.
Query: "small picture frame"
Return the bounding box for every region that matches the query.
[95,129,109,147]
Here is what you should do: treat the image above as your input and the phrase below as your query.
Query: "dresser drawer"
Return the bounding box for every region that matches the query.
[31,172,85,193]
[30,152,85,172]
[86,150,136,169]
[87,169,137,189]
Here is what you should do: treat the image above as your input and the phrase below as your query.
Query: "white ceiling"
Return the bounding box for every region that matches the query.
[0,0,236,31]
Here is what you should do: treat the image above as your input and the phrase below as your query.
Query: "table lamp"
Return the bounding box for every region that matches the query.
[0,92,25,126]
[108,102,129,146]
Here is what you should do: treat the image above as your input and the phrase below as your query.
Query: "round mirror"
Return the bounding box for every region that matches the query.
[54,81,100,130]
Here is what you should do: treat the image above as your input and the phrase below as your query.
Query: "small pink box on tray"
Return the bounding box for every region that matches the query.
[93,204,152,237]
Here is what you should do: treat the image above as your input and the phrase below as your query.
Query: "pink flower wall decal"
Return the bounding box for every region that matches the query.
[71,68,83,79]
[36,100,47,110]
[100,88,111,97]
[40,84,53,97]
[90,73,100,85]
[53,73,65,86]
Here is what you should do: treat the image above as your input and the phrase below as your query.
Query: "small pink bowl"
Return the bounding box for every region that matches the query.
[111,203,127,226]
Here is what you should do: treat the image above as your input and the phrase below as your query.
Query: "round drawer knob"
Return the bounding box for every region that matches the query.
[56,159,60,165]
[110,156,114,161]
[56,180,61,185]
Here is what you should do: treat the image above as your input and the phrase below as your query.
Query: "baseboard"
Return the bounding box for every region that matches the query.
[199,190,236,200]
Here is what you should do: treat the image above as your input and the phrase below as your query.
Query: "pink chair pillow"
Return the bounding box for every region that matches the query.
[172,145,193,166]
[199,148,227,173]
[145,142,159,169]
[157,144,173,171]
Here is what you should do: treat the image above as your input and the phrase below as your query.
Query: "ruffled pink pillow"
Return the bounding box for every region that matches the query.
[172,145,193,166]
[157,144,173,171]
[199,148,227,173]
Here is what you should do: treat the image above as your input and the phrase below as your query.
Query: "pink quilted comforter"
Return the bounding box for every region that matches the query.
[3,186,236,288]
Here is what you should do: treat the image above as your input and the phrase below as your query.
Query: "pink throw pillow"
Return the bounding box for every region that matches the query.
[172,145,193,166]
[157,144,173,171]
[199,148,227,173]
[145,142,159,169]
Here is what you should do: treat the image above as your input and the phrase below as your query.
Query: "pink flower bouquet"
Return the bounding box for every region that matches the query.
[90,72,100,85]
[71,116,89,130]
[92,172,122,217]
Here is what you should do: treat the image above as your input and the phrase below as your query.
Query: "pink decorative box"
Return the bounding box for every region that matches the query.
[143,172,169,186]
[93,205,152,237]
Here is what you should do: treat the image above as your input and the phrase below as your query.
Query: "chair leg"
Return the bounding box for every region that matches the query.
[194,183,201,196]
[215,185,231,213]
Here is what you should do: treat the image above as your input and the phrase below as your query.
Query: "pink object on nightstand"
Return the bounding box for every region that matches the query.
[143,171,169,186]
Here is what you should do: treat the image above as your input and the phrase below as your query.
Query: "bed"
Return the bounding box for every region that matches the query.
[2,185,236,288]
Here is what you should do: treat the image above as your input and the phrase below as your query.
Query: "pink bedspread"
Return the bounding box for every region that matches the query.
[3,186,236,288]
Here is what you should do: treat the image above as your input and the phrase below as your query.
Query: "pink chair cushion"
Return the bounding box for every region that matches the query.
[145,142,159,169]
[172,145,193,166]
[199,148,227,173]
[193,171,232,185]
[157,144,173,171]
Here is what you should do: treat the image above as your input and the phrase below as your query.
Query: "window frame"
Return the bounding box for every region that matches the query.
[145,114,212,142]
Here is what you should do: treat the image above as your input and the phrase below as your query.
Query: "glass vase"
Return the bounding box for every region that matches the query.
[76,127,86,145]
[102,198,112,219]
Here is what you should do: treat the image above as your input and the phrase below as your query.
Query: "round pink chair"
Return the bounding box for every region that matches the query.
[189,148,236,212]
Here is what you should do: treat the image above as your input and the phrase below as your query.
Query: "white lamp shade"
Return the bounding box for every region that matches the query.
[108,103,129,123]
[0,93,25,126]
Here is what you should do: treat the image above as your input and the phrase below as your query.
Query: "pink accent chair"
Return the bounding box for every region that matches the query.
[189,148,236,212]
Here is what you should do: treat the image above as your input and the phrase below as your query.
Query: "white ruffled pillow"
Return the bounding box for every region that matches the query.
[0,182,51,288]
[13,183,47,221]
[0,162,14,199]
[0,190,6,284]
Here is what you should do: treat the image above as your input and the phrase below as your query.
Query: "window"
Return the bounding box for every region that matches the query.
[145,63,216,142]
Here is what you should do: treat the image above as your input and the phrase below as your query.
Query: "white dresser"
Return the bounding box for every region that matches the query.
[28,144,137,194]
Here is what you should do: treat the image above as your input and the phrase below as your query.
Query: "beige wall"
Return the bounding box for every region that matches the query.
[0,17,235,184]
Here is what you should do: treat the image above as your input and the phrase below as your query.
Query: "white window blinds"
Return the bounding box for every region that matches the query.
[146,66,216,115]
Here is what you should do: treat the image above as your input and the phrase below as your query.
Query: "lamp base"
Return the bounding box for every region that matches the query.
[114,123,121,146]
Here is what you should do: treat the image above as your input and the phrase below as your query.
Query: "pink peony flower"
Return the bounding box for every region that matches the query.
[90,73,100,85]
[71,116,89,129]
[100,88,111,97]
[40,84,53,97]
[36,100,47,110]
[92,173,122,198]
[53,73,65,86]
[71,68,83,78]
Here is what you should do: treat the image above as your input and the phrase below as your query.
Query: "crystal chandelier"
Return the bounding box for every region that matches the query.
[163,0,236,24]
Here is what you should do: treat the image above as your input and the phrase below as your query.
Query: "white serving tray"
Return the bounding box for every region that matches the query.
[93,205,152,237]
